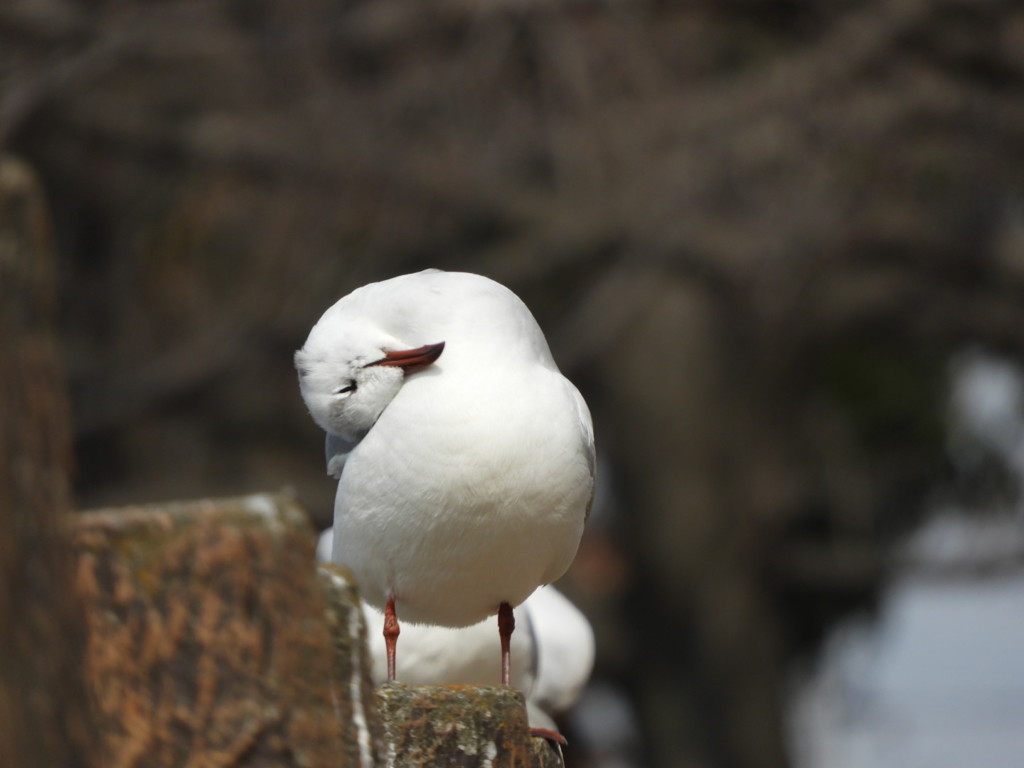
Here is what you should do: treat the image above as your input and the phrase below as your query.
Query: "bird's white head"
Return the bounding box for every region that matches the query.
[295,316,444,443]
[296,269,557,444]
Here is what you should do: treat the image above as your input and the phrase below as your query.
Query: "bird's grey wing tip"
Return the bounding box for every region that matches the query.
[326,432,357,478]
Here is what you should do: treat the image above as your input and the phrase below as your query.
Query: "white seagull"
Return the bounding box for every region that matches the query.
[296,269,595,688]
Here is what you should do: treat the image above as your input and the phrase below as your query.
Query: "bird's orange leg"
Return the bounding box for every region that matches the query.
[384,595,400,681]
[498,601,515,686]
[499,601,569,746]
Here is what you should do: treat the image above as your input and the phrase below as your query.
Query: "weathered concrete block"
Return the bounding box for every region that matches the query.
[377,683,562,768]
[73,493,348,768]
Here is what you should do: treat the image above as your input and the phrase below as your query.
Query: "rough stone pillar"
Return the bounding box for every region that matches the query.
[377,683,563,768]
[73,493,350,768]
[0,156,96,767]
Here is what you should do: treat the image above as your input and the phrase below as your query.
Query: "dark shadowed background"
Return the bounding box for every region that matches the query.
[4,0,1024,766]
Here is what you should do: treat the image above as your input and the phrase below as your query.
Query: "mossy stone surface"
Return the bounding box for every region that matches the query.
[378,682,561,768]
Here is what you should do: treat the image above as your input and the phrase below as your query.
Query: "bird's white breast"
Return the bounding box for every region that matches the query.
[333,360,592,626]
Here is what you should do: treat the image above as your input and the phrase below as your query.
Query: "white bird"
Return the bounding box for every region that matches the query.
[316,528,595,732]
[297,269,595,687]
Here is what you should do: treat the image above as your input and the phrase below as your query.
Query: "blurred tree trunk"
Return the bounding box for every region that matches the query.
[600,274,791,768]
[0,157,95,767]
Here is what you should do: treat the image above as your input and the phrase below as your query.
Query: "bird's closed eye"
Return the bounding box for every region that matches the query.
[334,382,357,395]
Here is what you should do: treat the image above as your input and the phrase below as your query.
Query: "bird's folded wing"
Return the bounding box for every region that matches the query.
[569,383,597,520]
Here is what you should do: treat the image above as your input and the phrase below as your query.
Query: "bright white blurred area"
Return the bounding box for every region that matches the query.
[788,350,1024,768]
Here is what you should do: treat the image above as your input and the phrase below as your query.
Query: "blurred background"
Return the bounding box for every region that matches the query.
[3,0,1024,766]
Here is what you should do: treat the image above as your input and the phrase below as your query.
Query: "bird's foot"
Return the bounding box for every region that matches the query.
[529,727,568,747]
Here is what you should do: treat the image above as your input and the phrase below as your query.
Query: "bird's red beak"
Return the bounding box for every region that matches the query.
[367,341,445,374]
